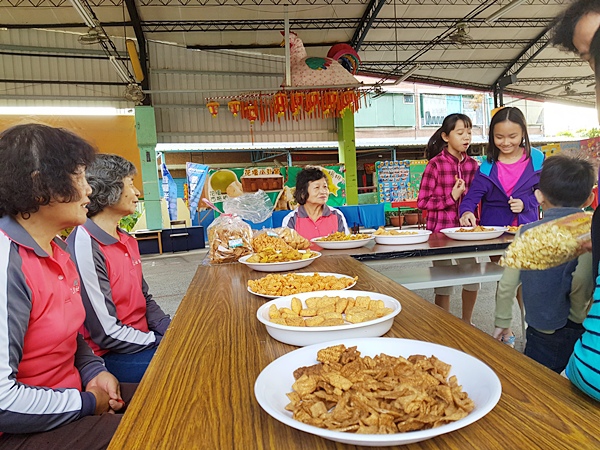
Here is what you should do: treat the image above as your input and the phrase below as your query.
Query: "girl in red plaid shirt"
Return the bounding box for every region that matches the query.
[417,113,480,323]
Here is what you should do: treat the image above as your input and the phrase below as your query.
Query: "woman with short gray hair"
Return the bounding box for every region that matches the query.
[67,154,171,383]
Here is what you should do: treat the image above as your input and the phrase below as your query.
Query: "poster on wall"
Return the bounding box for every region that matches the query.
[375,160,411,203]
[207,165,347,214]
[161,163,178,221]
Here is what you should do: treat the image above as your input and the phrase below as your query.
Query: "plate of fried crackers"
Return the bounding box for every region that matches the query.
[311,232,375,250]
[239,250,321,272]
[247,272,358,299]
[373,227,432,245]
[504,225,522,235]
[254,338,501,446]
[440,226,507,241]
[256,290,401,346]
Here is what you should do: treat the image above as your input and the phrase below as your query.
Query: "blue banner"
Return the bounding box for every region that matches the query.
[186,162,210,226]
[161,163,178,221]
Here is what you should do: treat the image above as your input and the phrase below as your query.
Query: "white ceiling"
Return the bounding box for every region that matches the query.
[0,0,595,107]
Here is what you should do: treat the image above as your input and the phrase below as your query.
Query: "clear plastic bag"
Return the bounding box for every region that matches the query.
[223,190,273,224]
[500,211,592,270]
[207,213,253,264]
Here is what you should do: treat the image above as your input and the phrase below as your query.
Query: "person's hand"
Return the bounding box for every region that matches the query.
[508,196,524,213]
[460,212,477,227]
[492,327,513,342]
[86,371,124,414]
[451,178,466,202]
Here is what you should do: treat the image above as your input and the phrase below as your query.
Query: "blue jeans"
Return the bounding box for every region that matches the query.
[524,321,584,373]
[102,347,157,383]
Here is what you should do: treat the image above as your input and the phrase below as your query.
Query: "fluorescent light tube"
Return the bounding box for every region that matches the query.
[485,0,528,24]
[109,56,133,83]
[69,0,98,29]
[393,65,420,85]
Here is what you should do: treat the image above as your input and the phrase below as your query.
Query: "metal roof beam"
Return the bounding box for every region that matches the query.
[361,58,584,70]
[140,18,553,33]
[0,0,572,5]
[124,0,151,105]
[350,0,386,51]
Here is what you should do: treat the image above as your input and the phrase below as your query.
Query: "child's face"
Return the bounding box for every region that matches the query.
[442,120,472,154]
[493,120,524,158]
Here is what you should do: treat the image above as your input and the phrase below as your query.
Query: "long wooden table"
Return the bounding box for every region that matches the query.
[109,255,600,449]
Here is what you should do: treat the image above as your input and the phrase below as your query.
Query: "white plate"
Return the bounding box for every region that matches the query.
[254,337,501,446]
[238,251,321,272]
[310,235,374,249]
[440,226,507,241]
[247,272,357,299]
[256,290,401,346]
[374,229,432,245]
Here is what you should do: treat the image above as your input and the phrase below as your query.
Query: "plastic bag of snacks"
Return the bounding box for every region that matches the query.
[207,213,253,264]
[500,211,592,270]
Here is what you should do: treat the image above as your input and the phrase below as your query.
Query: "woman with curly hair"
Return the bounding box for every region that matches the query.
[0,124,129,448]
[67,154,171,384]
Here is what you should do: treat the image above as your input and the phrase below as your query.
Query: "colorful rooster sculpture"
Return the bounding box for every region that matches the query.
[281,31,361,87]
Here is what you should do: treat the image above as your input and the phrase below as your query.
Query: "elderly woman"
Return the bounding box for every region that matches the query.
[0,124,128,448]
[67,154,170,384]
[281,167,348,242]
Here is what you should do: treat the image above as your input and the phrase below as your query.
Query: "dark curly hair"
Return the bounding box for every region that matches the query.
[86,154,137,217]
[486,107,531,163]
[552,0,600,53]
[294,167,327,205]
[0,123,96,218]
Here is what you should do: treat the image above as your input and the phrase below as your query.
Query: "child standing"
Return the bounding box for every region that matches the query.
[417,113,480,323]
[493,155,595,373]
[459,107,544,228]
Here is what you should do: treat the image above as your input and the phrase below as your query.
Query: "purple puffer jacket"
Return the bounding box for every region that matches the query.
[459,148,544,226]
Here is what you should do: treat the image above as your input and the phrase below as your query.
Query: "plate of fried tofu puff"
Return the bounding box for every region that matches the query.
[256,290,401,346]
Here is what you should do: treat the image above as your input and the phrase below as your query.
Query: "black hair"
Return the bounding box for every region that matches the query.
[0,123,96,218]
[486,107,531,163]
[551,0,600,53]
[294,167,326,205]
[86,154,137,217]
[425,114,472,160]
[538,155,595,207]
[592,27,600,110]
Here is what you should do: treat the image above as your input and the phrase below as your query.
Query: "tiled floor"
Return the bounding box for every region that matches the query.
[142,248,526,352]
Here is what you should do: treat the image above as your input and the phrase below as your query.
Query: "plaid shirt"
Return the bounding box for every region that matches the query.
[417,149,478,232]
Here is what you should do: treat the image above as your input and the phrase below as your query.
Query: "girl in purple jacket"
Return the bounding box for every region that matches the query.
[417,114,480,324]
[459,107,544,228]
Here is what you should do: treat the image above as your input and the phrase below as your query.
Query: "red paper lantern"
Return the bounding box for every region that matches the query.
[290,92,304,116]
[305,91,320,114]
[245,103,258,123]
[274,92,288,117]
[206,100,220,118]
[228,100,241,117]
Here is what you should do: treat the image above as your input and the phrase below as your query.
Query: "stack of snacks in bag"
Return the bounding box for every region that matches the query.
[500,211,592,270]
[207,214,253,264]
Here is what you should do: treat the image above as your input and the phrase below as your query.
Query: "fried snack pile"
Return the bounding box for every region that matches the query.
[285,344,474,433]
[207,214,253,264]
[246,248,317,263]
[248,273,357,297]
[276,227,310,250]
[373,227,418,236]
[456,226,494,232]
[506,225,521,233]
[500,212,592,270]
[316,232,371,241]
[252,233,294,253]
[268,295,393,327]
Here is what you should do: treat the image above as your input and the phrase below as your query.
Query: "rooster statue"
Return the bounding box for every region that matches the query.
[281,31,361,87]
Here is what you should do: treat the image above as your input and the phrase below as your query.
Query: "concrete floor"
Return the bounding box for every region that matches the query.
[141,249,526,352]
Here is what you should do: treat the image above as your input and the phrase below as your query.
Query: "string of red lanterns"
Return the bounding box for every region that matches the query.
[205,89,366,124]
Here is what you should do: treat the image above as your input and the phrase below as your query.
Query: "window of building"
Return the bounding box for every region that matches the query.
[403,94,414,104]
